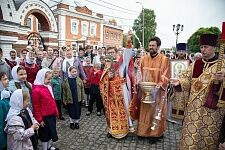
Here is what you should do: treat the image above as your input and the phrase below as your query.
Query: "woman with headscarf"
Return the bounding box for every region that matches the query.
[4,89,39,150]
[41,47,61,70]
[32,68,59,150]
[8,65,32,95]
[20,52,39,84]
[62,47,87,81]
[0,72,10,150]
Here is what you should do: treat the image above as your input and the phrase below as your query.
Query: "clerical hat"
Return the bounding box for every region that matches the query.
[221,22,225,41]
[199,34,218,47]
[176,43,187,51]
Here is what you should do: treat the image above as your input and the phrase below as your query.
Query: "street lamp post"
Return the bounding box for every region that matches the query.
[173,24,184,52]
[136,2,144,48]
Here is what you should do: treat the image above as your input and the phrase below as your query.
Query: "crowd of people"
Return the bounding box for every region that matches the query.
[0,32,224,150]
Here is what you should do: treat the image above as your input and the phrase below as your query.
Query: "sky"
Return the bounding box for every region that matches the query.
[45,0,225,48]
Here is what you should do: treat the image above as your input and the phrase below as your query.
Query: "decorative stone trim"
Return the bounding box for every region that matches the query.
[16,0,58,32]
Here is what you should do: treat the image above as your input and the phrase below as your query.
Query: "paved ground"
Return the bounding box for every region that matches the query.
[50,107,181,150]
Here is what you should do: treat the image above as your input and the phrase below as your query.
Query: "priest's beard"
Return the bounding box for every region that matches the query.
[149,49,158,57]
[177,53,186,59]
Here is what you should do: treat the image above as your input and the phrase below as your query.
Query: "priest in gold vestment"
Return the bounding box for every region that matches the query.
[136,37,170,137]
[171,34,225,150]
[100,45,135,139]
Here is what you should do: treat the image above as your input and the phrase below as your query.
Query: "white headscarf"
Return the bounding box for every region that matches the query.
[25,52,36,64]
[83,56,94,66]
[34,68,54,98]
[1,90,10,100]
[11,65,21,83]
[62,57,74,73]
[5,89,23,121]
[26,45,33,51]
[67,66,77,78]
[0,81,4,92]
[0,81,10,100]
[68,66,72,78]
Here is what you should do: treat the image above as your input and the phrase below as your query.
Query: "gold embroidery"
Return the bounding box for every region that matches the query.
[216,100,225,108]
[100,71,129,138]
[179,60,225,150]
[193,80,203,92]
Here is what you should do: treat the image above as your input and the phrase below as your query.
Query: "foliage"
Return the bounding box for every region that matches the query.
[123,34,127,47]
[132,8,157,49]
[187,27,221,53]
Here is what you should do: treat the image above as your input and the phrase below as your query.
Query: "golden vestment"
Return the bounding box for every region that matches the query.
[178,58,225,150]
[170,90,189,120]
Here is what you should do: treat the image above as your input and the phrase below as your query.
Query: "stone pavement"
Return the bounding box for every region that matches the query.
[52,107,181,150]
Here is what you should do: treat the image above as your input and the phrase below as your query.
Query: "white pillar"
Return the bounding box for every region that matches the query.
[58,14,66,47]
[100,23,104,47]
[0,36,18,59]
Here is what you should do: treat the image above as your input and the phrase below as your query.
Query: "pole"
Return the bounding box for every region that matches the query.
[175,32,178,52]
[142,5,144,49]
[173,24,184,53]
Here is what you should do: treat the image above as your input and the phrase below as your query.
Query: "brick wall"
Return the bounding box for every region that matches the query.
[65,15,101,47]
[103,26,123,48]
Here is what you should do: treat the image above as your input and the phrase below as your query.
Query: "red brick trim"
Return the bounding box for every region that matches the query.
[57,3,69,9]
[23,9,51,31]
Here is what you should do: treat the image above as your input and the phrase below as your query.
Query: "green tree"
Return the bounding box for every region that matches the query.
[123,34,127,47]
[132,8,157,49]
[187,27,221,53]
